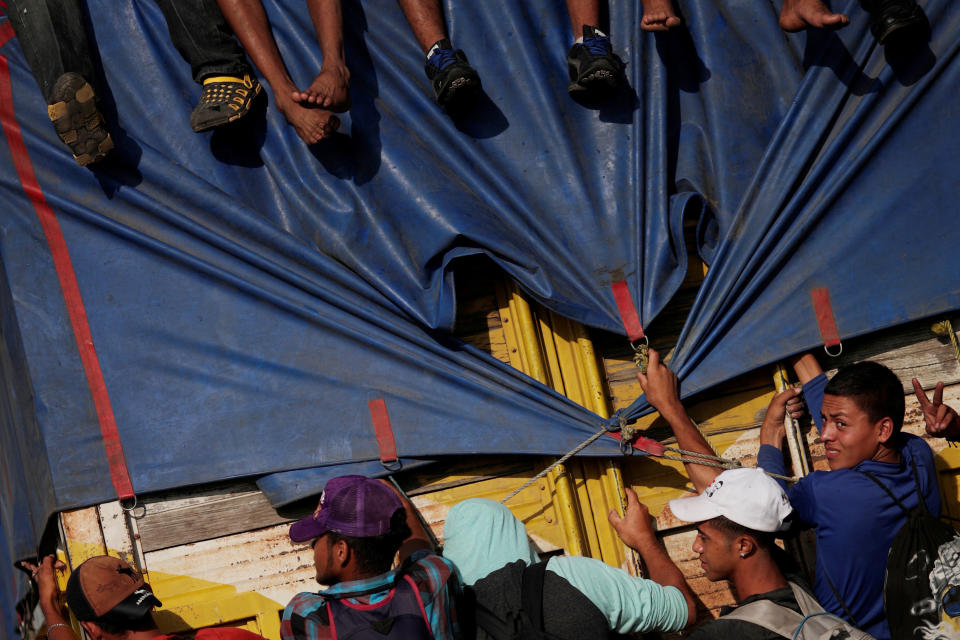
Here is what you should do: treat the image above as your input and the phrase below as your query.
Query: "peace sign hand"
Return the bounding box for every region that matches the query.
[912,378,960,441]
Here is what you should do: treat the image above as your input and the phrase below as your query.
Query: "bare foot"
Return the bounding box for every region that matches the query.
[291,64,351,113]
[275,95,339,145]
[779,0,850,31]
[640,0,682,31]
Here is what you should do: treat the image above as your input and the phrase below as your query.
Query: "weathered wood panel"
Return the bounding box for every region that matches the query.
[135,481,292,553]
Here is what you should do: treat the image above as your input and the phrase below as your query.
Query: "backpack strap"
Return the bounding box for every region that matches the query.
[721,599,801,638]
[520,561,549,632]
[858,469,909,515]
[471,590,520,640]
[819,566,861,628]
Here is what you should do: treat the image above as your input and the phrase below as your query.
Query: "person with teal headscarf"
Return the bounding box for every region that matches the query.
[442,489,696,638]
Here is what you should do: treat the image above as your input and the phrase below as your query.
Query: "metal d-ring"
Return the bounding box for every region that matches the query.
[823,343,843,357]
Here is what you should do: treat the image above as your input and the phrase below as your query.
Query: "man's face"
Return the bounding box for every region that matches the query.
[820,394,890,470]
[691,520,738,582]
[312,534,339,585]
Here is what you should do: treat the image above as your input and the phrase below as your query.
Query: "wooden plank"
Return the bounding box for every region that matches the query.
[136,481,291,553]
[818,313,960,390]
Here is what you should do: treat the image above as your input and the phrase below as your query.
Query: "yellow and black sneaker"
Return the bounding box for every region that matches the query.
[47,72,113,166]
[190,73,262,133]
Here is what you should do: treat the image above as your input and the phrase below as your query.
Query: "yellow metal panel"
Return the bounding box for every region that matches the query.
[935,446,960,522]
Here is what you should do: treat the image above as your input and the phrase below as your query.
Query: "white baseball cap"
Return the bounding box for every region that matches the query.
[668,467,793,532]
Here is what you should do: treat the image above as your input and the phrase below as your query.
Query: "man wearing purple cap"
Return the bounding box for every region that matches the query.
[281,475,461,640]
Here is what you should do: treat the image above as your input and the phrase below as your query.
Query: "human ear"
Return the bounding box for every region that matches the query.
[876,417,895,444]
[80,621,102,640]
[334,539,350,567]
[737,536,756,559]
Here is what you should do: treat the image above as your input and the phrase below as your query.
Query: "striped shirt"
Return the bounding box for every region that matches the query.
[282,550,461,640]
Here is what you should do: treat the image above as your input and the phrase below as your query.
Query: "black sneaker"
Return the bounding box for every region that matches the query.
[47,72,113,166]
[190,73,262,132]
[424,39,481,112]
[567,25,625,97]
[863,0,926,45]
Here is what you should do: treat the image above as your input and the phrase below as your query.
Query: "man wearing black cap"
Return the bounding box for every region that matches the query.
[281,474,462,640]
[25,554,266,640]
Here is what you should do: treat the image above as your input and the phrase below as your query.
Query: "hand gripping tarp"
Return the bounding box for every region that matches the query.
[615,0,960,427]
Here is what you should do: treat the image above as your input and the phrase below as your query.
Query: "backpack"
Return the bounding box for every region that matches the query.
[324,573,433,640]
[859,458,960,640]
[467,561,565,640]
[723,582,876,640]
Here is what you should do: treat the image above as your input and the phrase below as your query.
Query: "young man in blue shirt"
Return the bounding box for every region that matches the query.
[638,350,940,640]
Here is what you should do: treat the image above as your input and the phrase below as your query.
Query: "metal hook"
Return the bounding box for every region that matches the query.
[631,336,650,372]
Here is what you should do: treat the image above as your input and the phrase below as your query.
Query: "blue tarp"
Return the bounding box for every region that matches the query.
[1,0,958,633]
[616,0,960,425]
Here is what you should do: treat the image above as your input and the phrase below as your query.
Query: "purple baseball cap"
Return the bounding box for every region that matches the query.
[289,475,403,542]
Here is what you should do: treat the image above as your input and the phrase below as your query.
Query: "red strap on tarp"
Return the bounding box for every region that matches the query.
[810,288,841,347]
[368,398,398,464]
[0,37,135,501]
[611,281,645,342]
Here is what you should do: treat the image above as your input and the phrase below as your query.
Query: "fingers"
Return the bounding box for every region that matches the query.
[913,378,932,408]
[936,404,949,426]
[648,348,661,370]
[934,381,945,406]
[607,508,622,528]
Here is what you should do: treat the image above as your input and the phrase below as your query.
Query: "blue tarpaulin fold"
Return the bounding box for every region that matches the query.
[1,0,956,631]
[617,0,960,425]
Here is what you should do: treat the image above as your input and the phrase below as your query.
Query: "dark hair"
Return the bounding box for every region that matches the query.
[710,516,776,552]
[824,361,904,435]
[328,508,411,575]
[89,612,156,636]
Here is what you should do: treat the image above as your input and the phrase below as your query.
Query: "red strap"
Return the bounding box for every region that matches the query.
[0,41,134,501]
[604,431,666,457]
[810,288,841,347]
[368,398,398,464]
[610,281,645,342]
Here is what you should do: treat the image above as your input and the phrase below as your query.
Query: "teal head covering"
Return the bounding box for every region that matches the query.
[442,498,540,585]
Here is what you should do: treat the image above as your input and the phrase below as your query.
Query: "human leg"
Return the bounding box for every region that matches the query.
[564,5,624,98]
[860,0,926,45]
[639,0,682,31]
[564,0,600,37]
[7,0,112,164]
[6,0,96,101]
[293,0,350,112]
[215,0,338,143]
[395,0,479,111]
[155,0,262,132]
[395,0,447,54]
[778,0,850,32]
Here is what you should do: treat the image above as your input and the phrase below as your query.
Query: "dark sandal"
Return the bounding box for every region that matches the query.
[190,74,262,133]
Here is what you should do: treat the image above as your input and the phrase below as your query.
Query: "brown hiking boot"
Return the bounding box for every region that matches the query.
[47,73,113,166]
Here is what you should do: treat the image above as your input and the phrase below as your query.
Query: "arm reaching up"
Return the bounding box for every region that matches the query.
[637,349,718,491]
[608,488,697,627]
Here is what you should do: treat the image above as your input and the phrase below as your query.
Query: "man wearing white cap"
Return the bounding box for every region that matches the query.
[669,468,872,639]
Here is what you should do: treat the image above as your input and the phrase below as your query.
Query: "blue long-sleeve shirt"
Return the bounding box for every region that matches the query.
[757,373,940,640]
